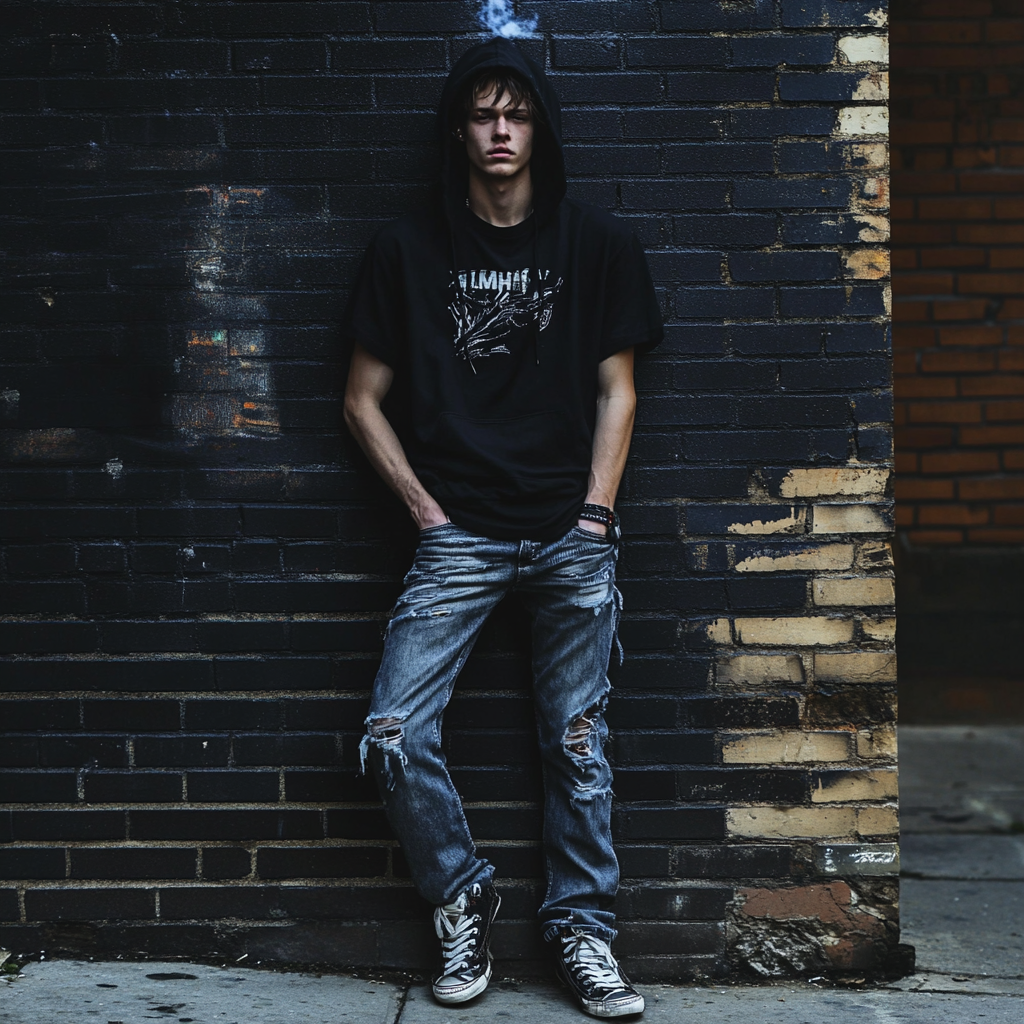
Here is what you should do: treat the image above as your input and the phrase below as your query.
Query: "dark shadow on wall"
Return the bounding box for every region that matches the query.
[896,541,1024,723]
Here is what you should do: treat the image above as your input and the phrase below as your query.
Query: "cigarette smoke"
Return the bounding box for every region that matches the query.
[478,0,538,38]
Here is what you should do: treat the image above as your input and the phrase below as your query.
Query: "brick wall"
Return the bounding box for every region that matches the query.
[891,0,1024,544]
[0,2,903,979]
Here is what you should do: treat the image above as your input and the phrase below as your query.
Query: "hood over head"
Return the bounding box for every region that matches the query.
[437,38,565,226]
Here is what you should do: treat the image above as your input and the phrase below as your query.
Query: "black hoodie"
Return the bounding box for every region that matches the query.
[346,39,662,541]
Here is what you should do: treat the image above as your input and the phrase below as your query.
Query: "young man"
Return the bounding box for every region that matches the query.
[344,39,661,1019]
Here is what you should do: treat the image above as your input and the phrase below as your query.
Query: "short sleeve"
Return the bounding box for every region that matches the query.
[598,232,664,361]
[344,229,405,369]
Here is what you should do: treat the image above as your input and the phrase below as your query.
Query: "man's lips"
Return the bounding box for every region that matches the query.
[487,148,513,157]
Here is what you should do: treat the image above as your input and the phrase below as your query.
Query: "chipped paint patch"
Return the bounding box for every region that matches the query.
[864,7,887,28]
[844,249,889,280]
[853,213,890,243]
[838,34,888,64]
[837,106,888,137]
[813,505,891,534]
[705,617,732,644]
[779,467,890,498]
[852,72,888,101]
[853,177,888,212]
[172,189,280,440]
[857,540,893,569]
[846,142,887,169]
[727,507,806,535]
[734,544,854,573]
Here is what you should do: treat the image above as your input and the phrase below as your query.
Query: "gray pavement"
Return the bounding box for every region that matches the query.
[5,962,1024,1024]
[2,725,1023,1022]
[898,726,1024,834]
[891,725,1024,1007]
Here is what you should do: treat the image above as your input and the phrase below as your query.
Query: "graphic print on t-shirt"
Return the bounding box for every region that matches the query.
[449,268,563,364]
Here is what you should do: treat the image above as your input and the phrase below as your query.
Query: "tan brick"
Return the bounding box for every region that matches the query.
[779,467,890,498]
[735,617,855,646]
[814,576,894,607]
[725,506,807,535]
[734,544,854,572]
[716,654,805,685]
[815,651,897,682]
[812,769,899,803]
[844,248,890,280]
[812,505,890,534]
[704,617,732,644]
[857,806,899,838]
[857,726,898,760]
[722,730,852,764]
[856,540,894,569]
[862,617,896,642]
[728,806,857,839]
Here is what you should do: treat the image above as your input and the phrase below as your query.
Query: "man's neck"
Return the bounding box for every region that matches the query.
[467,167,534,228]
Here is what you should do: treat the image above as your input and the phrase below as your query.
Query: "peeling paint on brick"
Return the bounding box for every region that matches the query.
[726,507,806,535]
[171,190,280,440]
[838,34,889,64]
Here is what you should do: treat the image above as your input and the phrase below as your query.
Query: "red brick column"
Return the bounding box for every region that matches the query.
[892,0,1024,544]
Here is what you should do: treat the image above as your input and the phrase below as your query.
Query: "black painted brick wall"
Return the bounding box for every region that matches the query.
[0,1,896,979]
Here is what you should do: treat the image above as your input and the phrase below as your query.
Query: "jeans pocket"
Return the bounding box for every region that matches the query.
[419,522,455,535]
[570,525,613,546]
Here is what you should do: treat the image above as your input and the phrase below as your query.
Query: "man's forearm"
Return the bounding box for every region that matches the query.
[344,399,447,529]
[586,391,636,509]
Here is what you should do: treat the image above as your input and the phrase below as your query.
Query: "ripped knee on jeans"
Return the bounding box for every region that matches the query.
[360,715,408,790]
[565,705,600,757]
[562,700,612,802]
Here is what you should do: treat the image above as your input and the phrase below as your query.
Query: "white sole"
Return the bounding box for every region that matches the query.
[432,959,492,1005]
[582,992,645,1018]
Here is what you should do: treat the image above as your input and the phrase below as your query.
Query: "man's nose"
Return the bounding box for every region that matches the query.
[493,118,511,136]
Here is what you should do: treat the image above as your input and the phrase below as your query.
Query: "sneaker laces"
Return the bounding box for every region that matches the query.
[560,930,625,995]
[434,893,481,977]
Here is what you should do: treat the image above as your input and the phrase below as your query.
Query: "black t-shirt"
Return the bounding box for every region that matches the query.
[346,199,662,541]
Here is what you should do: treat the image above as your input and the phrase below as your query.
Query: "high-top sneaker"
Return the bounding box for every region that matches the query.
[431,882,501,1004]
[552,926,645,1018]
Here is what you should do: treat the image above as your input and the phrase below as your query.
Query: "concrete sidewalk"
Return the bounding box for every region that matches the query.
[2,960,1022,1024]
[3,726,1022,1023]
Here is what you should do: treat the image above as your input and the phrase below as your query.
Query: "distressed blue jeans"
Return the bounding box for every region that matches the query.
[360,522,622,942]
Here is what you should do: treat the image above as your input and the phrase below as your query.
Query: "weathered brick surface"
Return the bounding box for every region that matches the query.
[891,0,1024,544]
[0,0,896,980]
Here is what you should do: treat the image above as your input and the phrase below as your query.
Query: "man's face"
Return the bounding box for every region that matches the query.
[463,86,534,180]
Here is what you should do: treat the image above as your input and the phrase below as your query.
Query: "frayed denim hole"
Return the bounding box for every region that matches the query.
[360,716,408,791]
[563,699,613,804]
